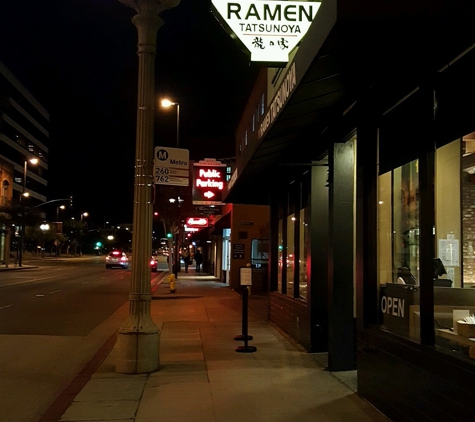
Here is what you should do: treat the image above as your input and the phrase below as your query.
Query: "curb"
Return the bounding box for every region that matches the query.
[37,332,118,422]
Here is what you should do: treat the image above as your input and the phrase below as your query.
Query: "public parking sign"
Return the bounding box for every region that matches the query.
[192,159,226,205]
[153,147,189,186]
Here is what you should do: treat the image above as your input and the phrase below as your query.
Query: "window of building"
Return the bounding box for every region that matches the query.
[261,94,265,115]
[252,115,255,133]
[1,180,9,206]
[245,130,248,146]
[299,206,309,300]
[251,239,269,268]
[286,212,295,297]
[378,158,420,341]
[434,135,475,362]
[277,218,283,293]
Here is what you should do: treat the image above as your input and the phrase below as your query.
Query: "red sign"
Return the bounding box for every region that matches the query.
[192,160,226,205]
[186,217,209,228]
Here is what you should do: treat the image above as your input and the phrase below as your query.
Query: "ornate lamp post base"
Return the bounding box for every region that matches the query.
[115,330,160,374]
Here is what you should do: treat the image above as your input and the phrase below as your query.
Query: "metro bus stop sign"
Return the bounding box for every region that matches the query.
[154,147,190,186]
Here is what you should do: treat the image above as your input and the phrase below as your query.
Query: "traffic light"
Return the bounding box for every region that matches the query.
[166,233,173,239]
[95,241,103,248]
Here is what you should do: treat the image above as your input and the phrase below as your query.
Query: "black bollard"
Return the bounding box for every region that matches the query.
[235,286,256,353]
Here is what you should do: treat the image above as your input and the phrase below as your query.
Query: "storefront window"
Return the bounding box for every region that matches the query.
[277,218,283,293]
[286,213,295,297]
[378,159,420,341]
[434,136,475,362]
[299,207,309,300]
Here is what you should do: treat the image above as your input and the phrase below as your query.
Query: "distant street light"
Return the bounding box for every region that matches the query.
[161,98,180,148]
[19,157,39,267]
[56,205,66,222]
[40,223,50,258]
[80,212,89,222]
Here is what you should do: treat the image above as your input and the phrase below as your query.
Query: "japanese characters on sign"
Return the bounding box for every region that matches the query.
[211,0,321,63]
[192,158,226,205]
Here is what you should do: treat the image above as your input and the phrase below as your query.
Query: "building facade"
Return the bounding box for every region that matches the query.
[223,1,475,421]
[0,60,49,264]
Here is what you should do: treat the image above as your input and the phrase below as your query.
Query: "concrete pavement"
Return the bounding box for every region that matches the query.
[35,267,390,422]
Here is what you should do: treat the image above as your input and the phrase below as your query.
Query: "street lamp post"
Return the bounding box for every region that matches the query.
[169,196,183,277]
[18,157,38,267]
[40,223,50,258]
[56,205,65,222]
[160,99,180,148]
[80,212,89,223]
[117,0,180,374]
[161,99,181,276]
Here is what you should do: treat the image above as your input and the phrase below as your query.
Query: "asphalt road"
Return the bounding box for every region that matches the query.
[0,254,166,422]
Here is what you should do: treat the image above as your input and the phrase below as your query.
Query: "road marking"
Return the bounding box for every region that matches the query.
[0,304,13,310]
[36,294,45,297]
[49,290,61,294]
[1,274,65,287]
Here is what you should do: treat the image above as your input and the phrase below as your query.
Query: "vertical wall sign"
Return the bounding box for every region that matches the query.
[211,0,321,63]
[192,158,227,205]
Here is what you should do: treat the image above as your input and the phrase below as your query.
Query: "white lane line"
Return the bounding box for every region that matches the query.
[49,290,61,295]
[0,304,13,310]
[82,282,90,284]
[36,294,45,297]
[1,274,65,287]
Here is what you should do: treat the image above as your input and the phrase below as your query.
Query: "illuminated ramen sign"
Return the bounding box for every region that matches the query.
[192,159,227,205]
[211,0,321,63]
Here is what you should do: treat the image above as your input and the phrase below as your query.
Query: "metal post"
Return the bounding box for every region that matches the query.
[116,0,180,375]
[176,103,180,148]
[18,160,27,267]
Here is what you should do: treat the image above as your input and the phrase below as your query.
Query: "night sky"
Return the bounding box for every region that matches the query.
[0,0,259,224]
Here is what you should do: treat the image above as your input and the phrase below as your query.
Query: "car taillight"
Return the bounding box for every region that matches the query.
[120,257,127,262]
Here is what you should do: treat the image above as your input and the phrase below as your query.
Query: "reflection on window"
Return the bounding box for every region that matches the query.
[286,213,295,297]
[277,219,283,293]
[299,207,309,300]
[378,159,420,342]
[434,137,475,362]
[251,239,269,268]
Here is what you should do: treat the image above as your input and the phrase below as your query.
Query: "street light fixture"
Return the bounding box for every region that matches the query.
[19,157,39,267]
[40,223,50,258]
[80,212,89,222]
[56,205,66,222]
[161,98,180,148]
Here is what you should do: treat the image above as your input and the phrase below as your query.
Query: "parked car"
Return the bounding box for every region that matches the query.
[105,251,129,269]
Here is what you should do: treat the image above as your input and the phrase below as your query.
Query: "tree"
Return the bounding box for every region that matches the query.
[62,219,87,256]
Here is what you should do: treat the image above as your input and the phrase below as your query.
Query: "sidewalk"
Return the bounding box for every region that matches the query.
[39,269,390,422]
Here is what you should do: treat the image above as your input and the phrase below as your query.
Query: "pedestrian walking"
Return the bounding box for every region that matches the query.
[194,250,203,273]
[182,249,190,273]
